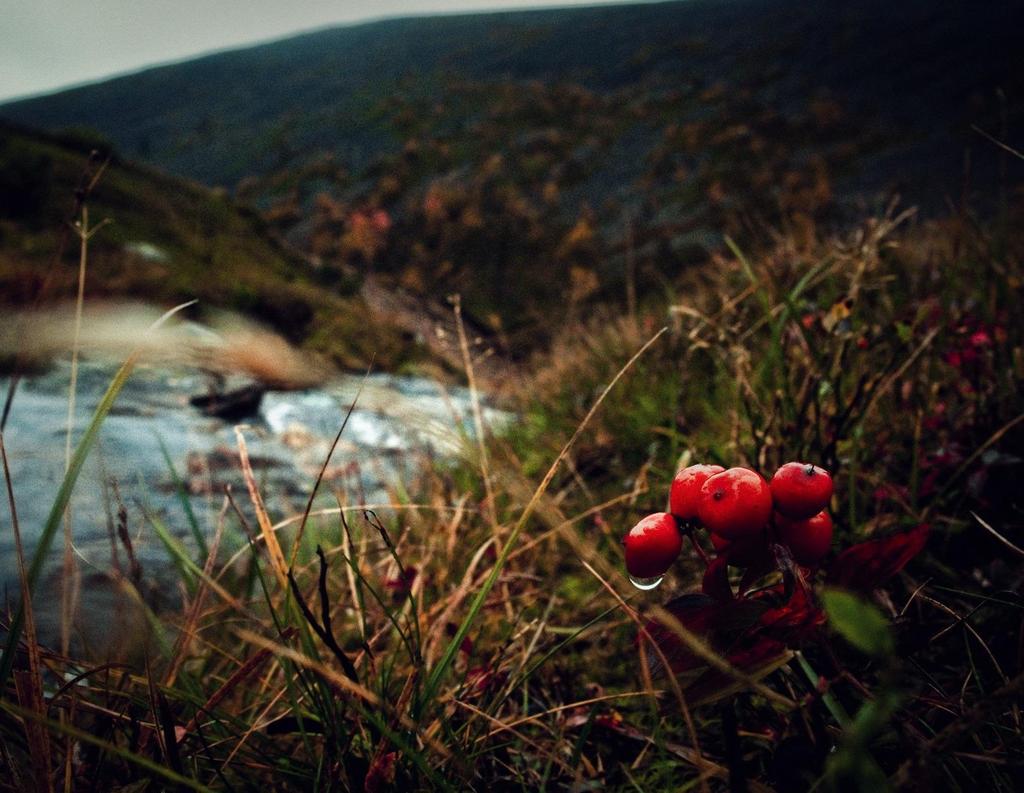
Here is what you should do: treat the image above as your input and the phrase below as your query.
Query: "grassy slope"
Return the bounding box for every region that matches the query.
[0,121,416,369]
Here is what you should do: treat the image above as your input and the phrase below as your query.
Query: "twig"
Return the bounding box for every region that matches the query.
[971,511,1024,558]
[970,124,1024,160]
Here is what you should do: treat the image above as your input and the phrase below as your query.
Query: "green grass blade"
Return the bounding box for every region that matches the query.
[156,432,208,560]
[0,355,136,688]
[148,511,199,595]
[725,235,772,320]
[795,651,850,727]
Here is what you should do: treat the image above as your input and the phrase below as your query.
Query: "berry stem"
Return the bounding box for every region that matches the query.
[688,530,710,566]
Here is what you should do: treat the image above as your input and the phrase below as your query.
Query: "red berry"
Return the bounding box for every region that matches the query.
[669,463,725,520]
[770,462,833,519]
[710,531,769,567]
[697,468,773,540]
[623,513,682,579]
[774,510,833,565]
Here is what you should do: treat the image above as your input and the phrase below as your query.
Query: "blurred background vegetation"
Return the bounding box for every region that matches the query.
[2,0,1020,369]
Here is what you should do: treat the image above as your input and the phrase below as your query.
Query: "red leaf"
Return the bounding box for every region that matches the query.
[642,594,720,676]
[641,594,768,678]
[827,523,929,592]
[737,553,776,595]
[364,751,397,793]
[756,584,825,641]
[682,636,790,704]
[701,555,733,602]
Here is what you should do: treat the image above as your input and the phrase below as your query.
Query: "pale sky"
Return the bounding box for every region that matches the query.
[0,0,642,102]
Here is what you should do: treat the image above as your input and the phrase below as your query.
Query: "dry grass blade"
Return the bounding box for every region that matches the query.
[11,671,54,793]
[614,721,777,793]
[234,426,289,590]
[646,603,796,710]
[890,671,1024,788]
[422,326,670,707]
[367,670,419,779]
[214,502,476,576]
[933,412,1024,505]
[479,691,654,739]
[516,326,669,552]
[179,637,285,738]
[6,615,51,781]
[278,502,474,530]
[0,151,109,437]
[1,432,54,792]
[920,594,1008,684]
[337,497,369,648]
[453,294,518,626]
[971,511,1024,557]
[452,698,579,777]
[165,497,230,687]
[215,682,291,772]
[861,325,940,421]
[453,294,498,534]
[287,363,371,569]
[971,124,1024,160]
[423,537,496,667]
[233,628,452,760]
[504,491,638,564]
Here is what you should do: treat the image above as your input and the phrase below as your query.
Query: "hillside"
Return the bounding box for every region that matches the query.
[2,0,1023,350]
[0,121,417,370]
[3,1,1021,189]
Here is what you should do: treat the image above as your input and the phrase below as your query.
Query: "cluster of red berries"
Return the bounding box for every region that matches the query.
[623,462,834,581]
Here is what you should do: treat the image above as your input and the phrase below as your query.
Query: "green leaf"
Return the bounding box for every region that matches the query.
[822,588,894,657]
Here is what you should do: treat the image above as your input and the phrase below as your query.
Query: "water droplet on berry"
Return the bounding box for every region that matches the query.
[628,574,664,591]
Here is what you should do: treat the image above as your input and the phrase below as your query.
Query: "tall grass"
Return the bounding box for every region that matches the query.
[1,201,1022,791]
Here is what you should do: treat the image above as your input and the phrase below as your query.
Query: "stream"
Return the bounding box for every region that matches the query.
[0,359,508,656]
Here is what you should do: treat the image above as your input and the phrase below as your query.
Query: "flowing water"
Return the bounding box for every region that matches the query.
[0,359,508,656]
